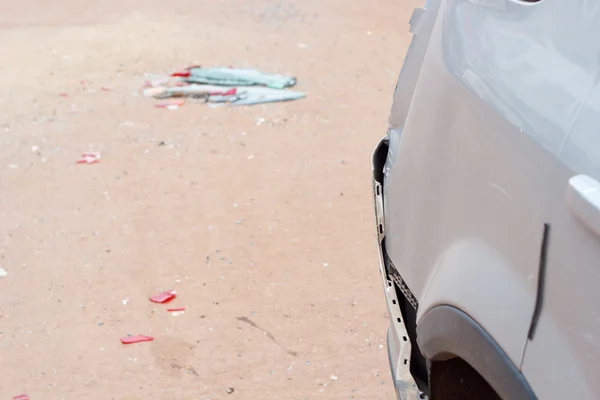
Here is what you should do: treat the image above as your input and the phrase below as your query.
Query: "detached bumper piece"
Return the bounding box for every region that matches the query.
[372,137,427,400]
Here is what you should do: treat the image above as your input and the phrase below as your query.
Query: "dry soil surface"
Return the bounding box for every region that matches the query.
[0,0,419,398]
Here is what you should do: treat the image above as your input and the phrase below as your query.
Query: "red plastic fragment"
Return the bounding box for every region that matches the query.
[101,86,112,91]
[13,394,30,400]
[171,70,191,78]
[58,93,68,97]
[167,307,186,312]
[171,65,201,78]
[209,88,236,96]
[120,335,154,344]
[76,152,101,165]
[150,290,176,303]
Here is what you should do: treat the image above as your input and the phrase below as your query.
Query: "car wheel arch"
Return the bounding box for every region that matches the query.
[417,305,537,399]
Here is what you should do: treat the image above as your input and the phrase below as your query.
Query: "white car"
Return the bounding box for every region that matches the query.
[373,0,600,398]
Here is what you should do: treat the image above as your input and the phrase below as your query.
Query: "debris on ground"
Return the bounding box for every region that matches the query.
[229,86,305,106]
[0,267,7,277]
[76,152,101,165]
[145,85,236,100]
[13,394,30,400]
[174,66,296,89]
[146,84,304,106]
[149,289,176,303]
[144,66,305,107]
[167,307,186,316]
[121,297,130,305]
[120,335,154,344]
[225,387,235,394]
[154,99,184,110]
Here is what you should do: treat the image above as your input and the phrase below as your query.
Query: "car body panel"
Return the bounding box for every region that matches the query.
[382,0,600,397]
[522,134,600,396]
[438,0,600,397]
[417,305,536,399]
[384,0,559,367]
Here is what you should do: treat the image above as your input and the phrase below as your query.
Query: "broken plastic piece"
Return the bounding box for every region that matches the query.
[154,100,185,109]
[171,70,191,78]
[120,335,154,344]
[150,290,176,303]
[145,85,234,100]
[76,152,101,165]
[229,87,305,106]
[13,394,30,400]
[184,67,297,89]
[166,307,186,312]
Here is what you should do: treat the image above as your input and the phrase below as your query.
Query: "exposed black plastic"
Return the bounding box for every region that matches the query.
[528,223,550,340]
[417,305,537,400]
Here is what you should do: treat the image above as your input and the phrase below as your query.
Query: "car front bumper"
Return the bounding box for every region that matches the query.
[372,137,426,400]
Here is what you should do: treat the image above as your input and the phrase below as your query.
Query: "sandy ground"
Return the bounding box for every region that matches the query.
[0,1,418,398]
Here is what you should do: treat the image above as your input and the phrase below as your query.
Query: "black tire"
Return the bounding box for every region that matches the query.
[430,358,501,400]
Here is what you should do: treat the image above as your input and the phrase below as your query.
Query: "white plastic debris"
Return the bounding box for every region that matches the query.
[330,375,338,381]
[0,267,7,277]
[121,298,130,305]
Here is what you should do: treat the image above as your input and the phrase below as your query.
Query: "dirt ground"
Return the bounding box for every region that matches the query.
[0,1,418,398]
